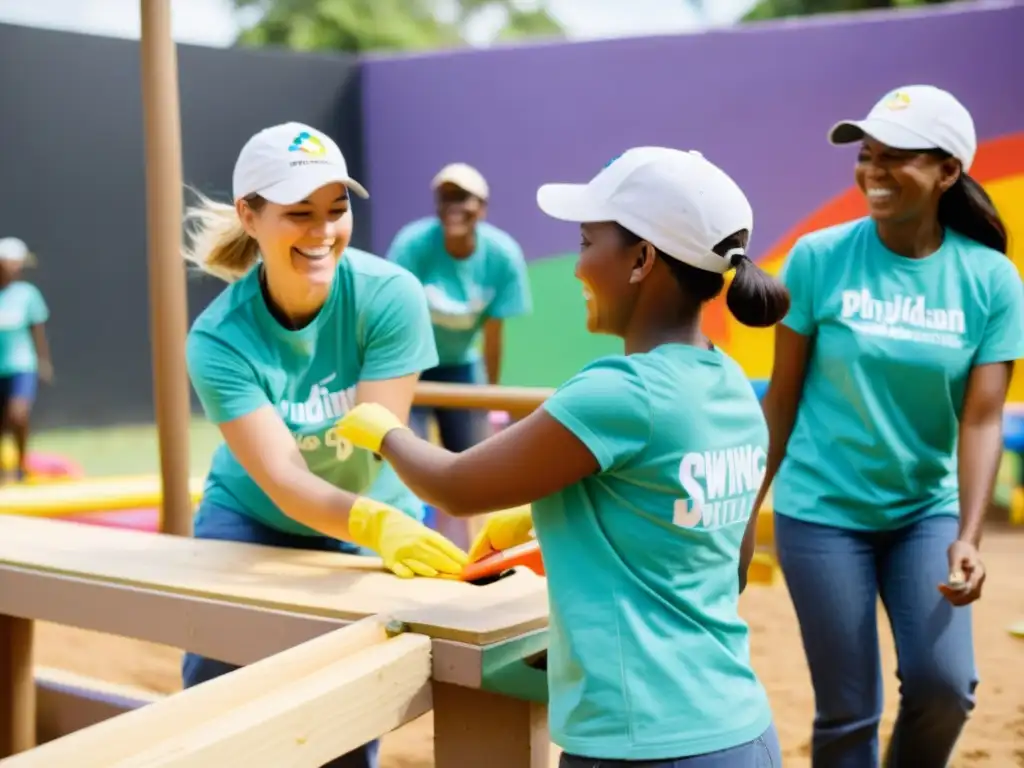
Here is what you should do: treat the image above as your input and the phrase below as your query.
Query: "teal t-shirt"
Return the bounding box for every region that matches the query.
[775,217,1024,531]
[386,217,532,367]
[0,281,48,376]
[186,248,438,536]
[535,346,772,760]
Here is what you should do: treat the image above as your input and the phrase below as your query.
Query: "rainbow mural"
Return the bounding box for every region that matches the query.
[709,132,1024,400]
[361,2,1024,398]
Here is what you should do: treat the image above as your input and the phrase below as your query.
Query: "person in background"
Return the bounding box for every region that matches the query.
[386,162,532,548]
[0,237,53,484]
[181,121,467,768]
[339,147,789,767]
[754,85,1024,767]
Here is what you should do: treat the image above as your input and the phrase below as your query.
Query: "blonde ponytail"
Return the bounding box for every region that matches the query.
[182,190,263,282]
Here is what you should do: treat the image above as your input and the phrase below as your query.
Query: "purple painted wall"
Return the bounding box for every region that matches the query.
[361,0,1024,261]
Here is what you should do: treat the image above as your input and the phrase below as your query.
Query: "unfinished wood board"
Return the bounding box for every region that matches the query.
[0,517,548,645]
[7,619,431,768]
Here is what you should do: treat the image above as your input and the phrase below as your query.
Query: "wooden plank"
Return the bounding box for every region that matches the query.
[0,517,548,645]
[0,566,479,685]
[2,617,395,767]
[112,633,432,768]
[433,682,548,768]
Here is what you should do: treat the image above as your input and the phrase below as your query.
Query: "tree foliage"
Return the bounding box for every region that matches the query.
[742,0,964,23]
[232,0,564,54]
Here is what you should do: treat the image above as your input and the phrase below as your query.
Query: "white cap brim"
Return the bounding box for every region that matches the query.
[536,183,618,223]
[828,118,940,153]
[256,166,369,205]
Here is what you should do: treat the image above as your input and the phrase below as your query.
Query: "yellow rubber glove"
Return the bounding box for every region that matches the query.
[336,402,409,454]
[348,496,468,579]
[468,505,535,563]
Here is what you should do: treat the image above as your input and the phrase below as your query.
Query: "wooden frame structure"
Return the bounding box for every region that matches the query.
[0,515,551,766]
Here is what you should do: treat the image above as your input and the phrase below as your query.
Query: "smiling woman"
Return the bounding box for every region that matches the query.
[178,122,467,768]
[757,85,1024,768]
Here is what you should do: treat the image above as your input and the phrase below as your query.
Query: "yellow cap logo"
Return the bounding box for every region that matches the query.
[885,91,912,111]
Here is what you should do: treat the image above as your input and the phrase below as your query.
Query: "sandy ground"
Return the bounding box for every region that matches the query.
[33,526,1024,767]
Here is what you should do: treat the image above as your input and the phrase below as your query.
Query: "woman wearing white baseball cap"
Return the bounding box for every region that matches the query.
[180,122,468,768]
[0,237,53,484]
[333,147,790,765]
[756,85,1024,766]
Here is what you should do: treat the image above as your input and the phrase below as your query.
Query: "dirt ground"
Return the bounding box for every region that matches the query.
[34,526,1024,767]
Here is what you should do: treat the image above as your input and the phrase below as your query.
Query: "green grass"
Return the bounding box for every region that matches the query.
[28,417,224,477]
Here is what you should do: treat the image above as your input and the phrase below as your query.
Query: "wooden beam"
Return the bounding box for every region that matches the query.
[111,633,431,767]
[413,382,553,416]
[433,682,548,768]
[1,617,396,767]
[139,0,192,537]
[0,616,34,758]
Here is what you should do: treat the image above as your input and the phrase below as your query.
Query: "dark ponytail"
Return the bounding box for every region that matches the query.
[614,224,791,328]
[726,252,791,328]
[937,172,1007,254]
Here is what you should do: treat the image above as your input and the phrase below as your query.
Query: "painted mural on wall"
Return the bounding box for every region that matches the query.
[362,2,1024,398]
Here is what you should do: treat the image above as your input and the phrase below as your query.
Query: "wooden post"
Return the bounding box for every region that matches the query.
[432,682,549,768]
[0,615,35,757]
[139,0,192,537]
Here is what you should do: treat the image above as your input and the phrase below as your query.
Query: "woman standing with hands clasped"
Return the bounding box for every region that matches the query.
[754,85,1024,767]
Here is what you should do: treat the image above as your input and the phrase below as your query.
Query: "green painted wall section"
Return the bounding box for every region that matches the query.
[500,253,621,387]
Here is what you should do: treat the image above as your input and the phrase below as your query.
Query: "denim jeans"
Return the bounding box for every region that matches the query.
[559,723,781,767]
[409,362,491,453]
[181,502,379,768]
[774,513,977,768]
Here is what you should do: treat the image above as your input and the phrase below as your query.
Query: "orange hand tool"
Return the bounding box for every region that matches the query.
[460,539,545,584]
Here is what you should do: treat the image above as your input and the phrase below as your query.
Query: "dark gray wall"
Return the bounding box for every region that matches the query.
[0,23,367,429]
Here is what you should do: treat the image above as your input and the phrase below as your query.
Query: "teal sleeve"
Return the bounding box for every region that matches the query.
[186,329,270,424]
[542,357,652,472]
[487,241,533,320]
[778,238,816,336]
[26,285,48,325]
[385,225,420,275]
[359,271,439,381]
[974,265,1024,365]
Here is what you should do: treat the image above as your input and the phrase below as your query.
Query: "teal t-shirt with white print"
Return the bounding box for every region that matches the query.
[775,217,1024,531]
[386,217,532,366]
[534,346,772,760]
[186,248,438,536]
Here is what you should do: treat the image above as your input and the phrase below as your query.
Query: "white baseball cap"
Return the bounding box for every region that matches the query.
[232,122,368,204]
[0,237,32,264]
[536,147,753,274]
[432,162,489,201]
[828,85,977,171]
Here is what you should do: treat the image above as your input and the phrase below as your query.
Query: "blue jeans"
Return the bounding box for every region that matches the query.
[181,502,379,768]
[774,513,977,768]
[409,362,490,452]
[559,724,780,767]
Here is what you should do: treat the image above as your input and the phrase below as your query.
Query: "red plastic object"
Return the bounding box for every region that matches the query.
[460,539,545,583]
